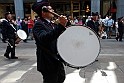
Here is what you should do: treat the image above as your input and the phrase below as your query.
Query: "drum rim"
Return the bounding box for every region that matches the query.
[58,25,101,68]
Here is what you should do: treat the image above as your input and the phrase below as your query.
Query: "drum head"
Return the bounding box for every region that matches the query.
[17,30,27,40]
[57,26,100,68]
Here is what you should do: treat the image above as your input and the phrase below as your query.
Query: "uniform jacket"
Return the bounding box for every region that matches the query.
[33,18,66,74]
[87,19,99,35]
[1,20,16,40]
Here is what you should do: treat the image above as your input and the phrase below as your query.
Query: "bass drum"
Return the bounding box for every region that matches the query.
[15,29,27,44]
[57,26,101,68]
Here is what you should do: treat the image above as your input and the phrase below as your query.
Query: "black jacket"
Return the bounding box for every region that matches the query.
[118,21,124,32]
[21,22,28,35]
[87,20,99,35]
[33,18,66,74]
[1,20,16,40]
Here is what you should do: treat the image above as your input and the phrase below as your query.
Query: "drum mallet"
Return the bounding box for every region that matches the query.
[6,41,13,48]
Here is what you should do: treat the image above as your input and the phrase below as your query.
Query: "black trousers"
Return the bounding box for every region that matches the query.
[117,29,123,41]
[41,63,65,83]
[4,39,15,57]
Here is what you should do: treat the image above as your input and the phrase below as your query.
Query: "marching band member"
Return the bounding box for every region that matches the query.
[32,0,67,83]
[2,12,18,59]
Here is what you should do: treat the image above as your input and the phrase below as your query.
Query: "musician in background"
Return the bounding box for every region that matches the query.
[87,12,100,36]
[1,12,18,59]
[116,17,124,41]
[32,0,67,83]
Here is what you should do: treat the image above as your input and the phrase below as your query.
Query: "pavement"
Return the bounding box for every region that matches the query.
[0,39,124,83]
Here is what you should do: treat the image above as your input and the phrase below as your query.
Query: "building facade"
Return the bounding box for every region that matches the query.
[0,0,123,20]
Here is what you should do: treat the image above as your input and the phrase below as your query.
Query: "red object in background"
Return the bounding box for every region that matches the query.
[110,9,116,13]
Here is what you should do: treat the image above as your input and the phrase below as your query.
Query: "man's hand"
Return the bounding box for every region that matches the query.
[58,15,67,27]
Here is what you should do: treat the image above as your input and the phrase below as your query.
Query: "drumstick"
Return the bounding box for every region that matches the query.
[6,41,13,48]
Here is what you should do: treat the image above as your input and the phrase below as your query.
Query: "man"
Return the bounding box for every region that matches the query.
[66,14,72,27]
[27,16,34,40]
[87,12,100,36]
[106,16,114,38]
[16,17,22,30]
[116,17,124,41]
[1,12,18,59]
[87,12,99,62]
[32,0,67,83]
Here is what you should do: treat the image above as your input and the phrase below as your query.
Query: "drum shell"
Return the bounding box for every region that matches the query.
[15,34,22,44]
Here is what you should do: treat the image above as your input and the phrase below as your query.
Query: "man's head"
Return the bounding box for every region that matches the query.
[4,12,12,20]
[18,17,20,20]
[118,17,123,22]
[108,16,112,19]
[32,0,54,20]
[91,12,99,21]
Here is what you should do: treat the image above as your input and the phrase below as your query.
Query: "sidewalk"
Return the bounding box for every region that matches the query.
[0,39,124,83]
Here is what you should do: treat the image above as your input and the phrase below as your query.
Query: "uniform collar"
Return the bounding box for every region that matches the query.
[40,17,51,24]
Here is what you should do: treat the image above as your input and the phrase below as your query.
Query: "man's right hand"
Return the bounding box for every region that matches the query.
[58,15,67,27]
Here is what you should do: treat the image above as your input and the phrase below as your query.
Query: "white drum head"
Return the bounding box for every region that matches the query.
[57,26,100,67]
[17,30,27,40]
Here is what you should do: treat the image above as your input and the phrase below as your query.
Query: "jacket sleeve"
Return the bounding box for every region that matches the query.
[1,21,7,40]
[33,22,66,43]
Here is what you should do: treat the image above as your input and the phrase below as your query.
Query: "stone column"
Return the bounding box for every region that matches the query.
[116,0,124,19]
[37,0,42,2]
[14,0,24,19]
[91,0,100,14]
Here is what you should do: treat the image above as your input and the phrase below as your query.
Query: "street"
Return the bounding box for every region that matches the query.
[0,39,124,83]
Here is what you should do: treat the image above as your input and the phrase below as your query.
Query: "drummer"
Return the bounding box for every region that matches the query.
[87,12,100,36]
[1,12,18,59]
[32,0,67,83]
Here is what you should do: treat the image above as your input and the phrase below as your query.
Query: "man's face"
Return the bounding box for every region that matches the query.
[92,15,98,21]
[42,6,54,19]
[7,14,12,19]
[68,16,71,19]
[28,16,31,20]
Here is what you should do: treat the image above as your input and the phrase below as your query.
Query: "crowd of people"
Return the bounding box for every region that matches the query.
[61,13,124,41]
[0,12,124,42]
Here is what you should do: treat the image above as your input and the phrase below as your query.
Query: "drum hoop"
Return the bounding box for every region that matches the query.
[58,25,101,69]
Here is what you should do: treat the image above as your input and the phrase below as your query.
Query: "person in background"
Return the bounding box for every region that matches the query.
[27,16,34,40]
[106,16,114,38]
[115,19,119,40]
[2,12,18,59]
[34,16,40,23]
[73,16,78,24]
[32,0,67,83]
[116,17,124,41]
[66,14,72,27]
[102,16,108,32]
[87,12,100,36]
[78,17,83,25]
[85,16,91,25]
[16,17,22,30]
[21,18,28,43]
[98,15,103,24]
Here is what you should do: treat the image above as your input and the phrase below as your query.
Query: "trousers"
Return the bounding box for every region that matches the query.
[41,63,65,83]
[4,39,15,57]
